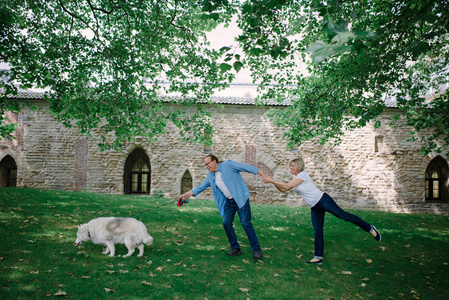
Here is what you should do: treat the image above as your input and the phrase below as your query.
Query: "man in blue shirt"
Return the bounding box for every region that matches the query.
[179,154,265,261]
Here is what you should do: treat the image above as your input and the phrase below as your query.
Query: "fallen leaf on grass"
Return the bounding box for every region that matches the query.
[173,273,183,277]
[156,266,163,272]
[341,271,352,275]
[104,288,114,293]
[119,270,129,274]
[366,259,373,264]
[360,283,366,287]
[242,259,250,264]
[239,288,250,293]
[54,290,67,296]
[141,281,152,286]
[106,270,115,274]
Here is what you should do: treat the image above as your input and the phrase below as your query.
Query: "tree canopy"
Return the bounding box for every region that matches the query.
[1,0,448,154]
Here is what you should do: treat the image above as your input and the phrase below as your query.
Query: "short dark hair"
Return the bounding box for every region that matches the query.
[205,154,219,163]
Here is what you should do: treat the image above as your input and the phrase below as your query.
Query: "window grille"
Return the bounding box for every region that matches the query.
[124,148,151,194]
[425,156,449,203]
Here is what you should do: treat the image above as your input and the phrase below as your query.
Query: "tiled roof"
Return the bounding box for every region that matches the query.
[158,95,292,106]
[2,88,402,108]
[2,89,46,99]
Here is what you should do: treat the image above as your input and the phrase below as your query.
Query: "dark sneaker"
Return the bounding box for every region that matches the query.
[305,259,323,265]
[253,250,263,261]
[226,248,242,256]
[372,226,382,242]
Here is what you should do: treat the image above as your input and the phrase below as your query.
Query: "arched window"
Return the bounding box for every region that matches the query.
[0,155,17,187]
[425,156,449,203]
[181,170,193,195]
[124,148,151,194]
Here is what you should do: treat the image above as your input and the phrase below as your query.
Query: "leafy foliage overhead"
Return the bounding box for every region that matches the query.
[232,0,449,155]
[1,0,236,149]
[1,0,448,154]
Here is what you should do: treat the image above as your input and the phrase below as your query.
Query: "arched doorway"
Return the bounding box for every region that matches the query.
[0,155,17,187]
[425,156,449,203]
[180,170,193,194]
[124,148,151,194]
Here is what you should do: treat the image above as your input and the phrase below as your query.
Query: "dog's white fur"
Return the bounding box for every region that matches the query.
[74,217,153,257]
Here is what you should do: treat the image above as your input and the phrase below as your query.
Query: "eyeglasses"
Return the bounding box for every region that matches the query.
[204,160,213,167]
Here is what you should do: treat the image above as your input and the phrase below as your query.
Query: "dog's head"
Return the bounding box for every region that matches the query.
[74,224,90,246]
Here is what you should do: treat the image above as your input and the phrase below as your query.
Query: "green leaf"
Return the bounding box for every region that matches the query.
[219,63,232,73]
[306,41,350,63]
[233,61,244,73]
[219,46,231,52]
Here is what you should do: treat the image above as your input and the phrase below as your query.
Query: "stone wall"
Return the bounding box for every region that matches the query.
[1,99,448,214]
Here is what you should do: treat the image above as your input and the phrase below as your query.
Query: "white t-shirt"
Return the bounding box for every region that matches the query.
[292,171,324,208]
[215,171,232,199]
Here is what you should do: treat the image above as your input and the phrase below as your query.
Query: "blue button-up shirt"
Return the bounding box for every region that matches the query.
[191,160,259,217]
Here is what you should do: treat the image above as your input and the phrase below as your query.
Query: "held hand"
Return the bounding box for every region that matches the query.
[180,191,193,201]
[261,173,273,184]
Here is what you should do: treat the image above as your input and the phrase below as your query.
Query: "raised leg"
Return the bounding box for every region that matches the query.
[102,246,110,255]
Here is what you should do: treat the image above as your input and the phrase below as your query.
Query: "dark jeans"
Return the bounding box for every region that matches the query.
[311,193,372,259]
[222,198,261,252]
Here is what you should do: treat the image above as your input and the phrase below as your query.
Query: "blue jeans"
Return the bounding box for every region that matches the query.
[222,198,261,252]
[311,193,372,259]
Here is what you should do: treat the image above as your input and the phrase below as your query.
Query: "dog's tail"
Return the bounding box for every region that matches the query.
[143,233,154,246]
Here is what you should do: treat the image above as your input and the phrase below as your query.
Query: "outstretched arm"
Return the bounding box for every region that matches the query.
[261,173,303,193]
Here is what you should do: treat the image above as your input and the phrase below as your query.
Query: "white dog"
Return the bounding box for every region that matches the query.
[74,217,154,257]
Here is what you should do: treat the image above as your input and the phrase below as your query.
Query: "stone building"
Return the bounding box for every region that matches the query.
[1,89,449,214]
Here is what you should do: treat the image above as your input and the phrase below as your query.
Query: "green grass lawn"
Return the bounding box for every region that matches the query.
[1,188,448,299]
